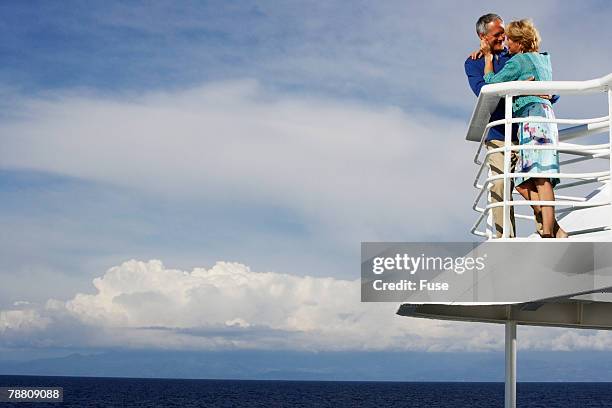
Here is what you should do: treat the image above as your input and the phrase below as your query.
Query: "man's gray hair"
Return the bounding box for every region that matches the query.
[476,13,503,35]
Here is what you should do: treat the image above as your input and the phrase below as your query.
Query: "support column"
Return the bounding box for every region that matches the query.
[502,94,513,238]
[505,321,517,408]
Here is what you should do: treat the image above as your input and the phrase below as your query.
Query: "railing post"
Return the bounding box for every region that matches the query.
[608,89,612,232]
[487,169,493,238]
[502,94,513,238]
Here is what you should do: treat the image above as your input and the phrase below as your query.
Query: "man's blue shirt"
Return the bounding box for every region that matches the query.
[464,50,513,142]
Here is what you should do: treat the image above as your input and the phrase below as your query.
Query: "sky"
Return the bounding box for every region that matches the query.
[2,0,612,378]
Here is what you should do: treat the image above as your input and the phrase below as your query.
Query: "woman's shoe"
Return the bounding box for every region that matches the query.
[534,212,545,237]
[555,227,569,238]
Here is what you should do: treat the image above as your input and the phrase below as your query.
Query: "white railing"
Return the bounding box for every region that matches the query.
[468,73,612,239]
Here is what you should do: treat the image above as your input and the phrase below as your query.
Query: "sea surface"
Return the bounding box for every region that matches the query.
[1,376,612,407]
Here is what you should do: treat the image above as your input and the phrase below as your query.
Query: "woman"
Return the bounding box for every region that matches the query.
[481,19,567,238]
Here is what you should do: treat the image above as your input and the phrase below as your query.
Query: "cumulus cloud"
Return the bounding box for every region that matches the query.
[0,259,493,351]
[2,259,611,352]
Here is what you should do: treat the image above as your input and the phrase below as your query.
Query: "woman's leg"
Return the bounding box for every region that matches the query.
[515,179,542,229]
[516,180,566,237]
[533,178,568,238]
[534,178,554,236]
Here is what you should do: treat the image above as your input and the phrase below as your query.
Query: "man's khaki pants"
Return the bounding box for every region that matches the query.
[486,140,517,238]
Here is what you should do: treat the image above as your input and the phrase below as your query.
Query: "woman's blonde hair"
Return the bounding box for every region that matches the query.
[506,19,541,52]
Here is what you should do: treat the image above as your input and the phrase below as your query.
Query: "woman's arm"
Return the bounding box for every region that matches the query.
[484,58,521,84]
[481,39,495,76]
[484,54,494,75]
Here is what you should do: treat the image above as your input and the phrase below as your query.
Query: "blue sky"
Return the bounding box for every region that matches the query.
[2,0,612,378]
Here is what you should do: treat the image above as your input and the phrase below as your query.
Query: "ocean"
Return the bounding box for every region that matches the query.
[1,376,611,407]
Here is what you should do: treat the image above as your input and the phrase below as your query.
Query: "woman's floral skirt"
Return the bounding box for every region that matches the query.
[515,102,560,188]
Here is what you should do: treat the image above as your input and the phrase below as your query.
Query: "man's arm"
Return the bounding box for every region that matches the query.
[465,58,485,97]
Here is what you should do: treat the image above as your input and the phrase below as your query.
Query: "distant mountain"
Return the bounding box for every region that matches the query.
[1,350,611,381]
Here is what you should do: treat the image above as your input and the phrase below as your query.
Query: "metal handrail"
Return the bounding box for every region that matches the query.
[472,162,611,237]
[473,116,609,164]
[472,145,610,189]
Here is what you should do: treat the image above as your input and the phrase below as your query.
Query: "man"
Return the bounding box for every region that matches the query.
[465,13,552,238]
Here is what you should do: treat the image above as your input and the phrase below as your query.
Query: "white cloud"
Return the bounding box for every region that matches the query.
[0,309,51,332]
[520,326,612,351]
[0,80,474,242]
[2,259,611,352]
[0,259,490,351]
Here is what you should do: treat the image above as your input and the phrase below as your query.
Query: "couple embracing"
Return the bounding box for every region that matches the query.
[465,13,568,239]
